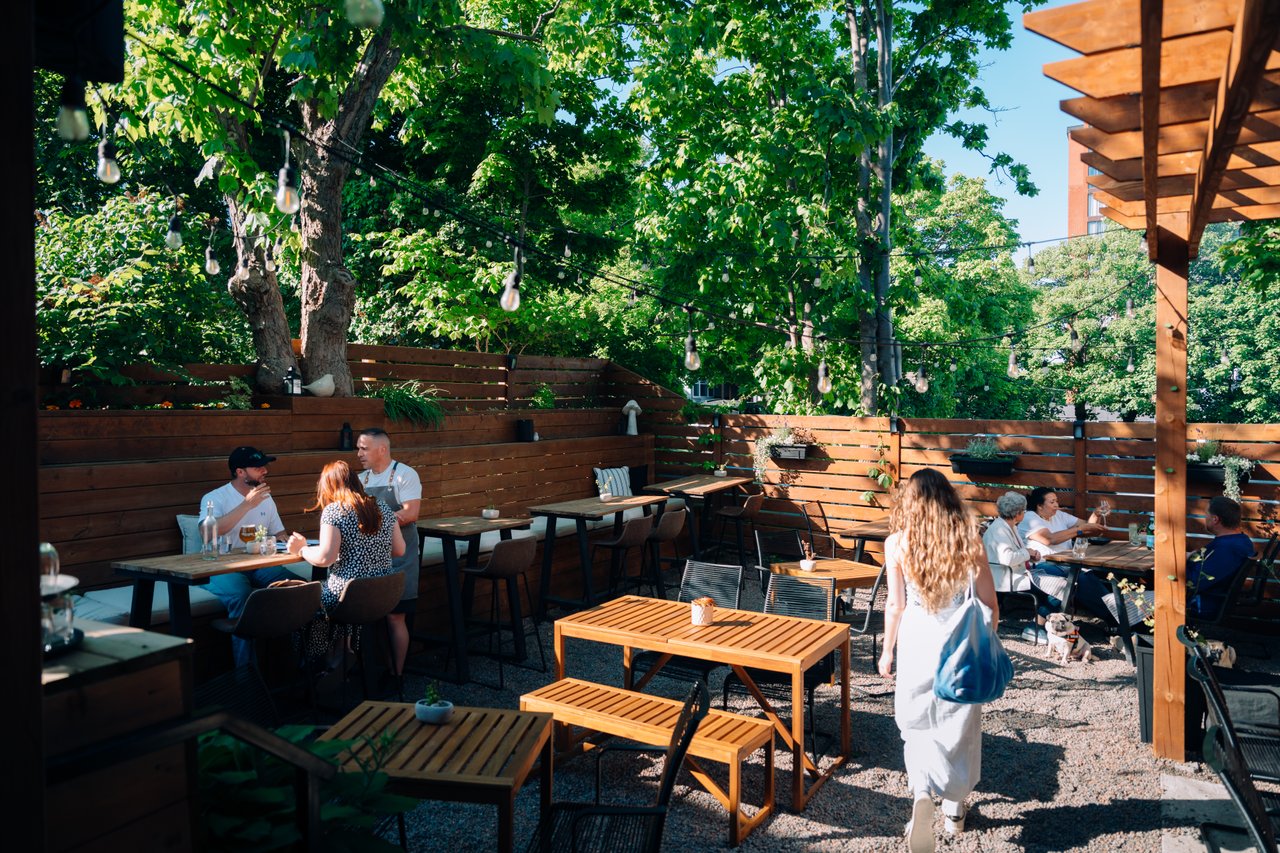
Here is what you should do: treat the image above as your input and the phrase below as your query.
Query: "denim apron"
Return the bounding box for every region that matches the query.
[362,462,419,602]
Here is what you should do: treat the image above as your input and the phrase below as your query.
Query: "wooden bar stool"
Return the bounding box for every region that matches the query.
[713,492,764,567]
[642,508,687,599]
[327,572,405,701]
[593,515,656,595]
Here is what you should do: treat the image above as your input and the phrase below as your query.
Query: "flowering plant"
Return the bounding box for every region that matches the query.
[1186,440,1255,501]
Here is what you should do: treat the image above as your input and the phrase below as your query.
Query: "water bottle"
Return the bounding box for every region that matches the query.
[199,500,219,560]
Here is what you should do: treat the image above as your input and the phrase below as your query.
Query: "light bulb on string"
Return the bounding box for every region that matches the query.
[1125,352,1134,373]
[813,273,821,286]
[949,360,957,373]
[557,270,566,280]
[485,239,493,248]
[629,288,638,307]
[1068,321,1081,353]
[914,269,922,289]
[721,268,730,283]
[1220,348,1230,365]
[345,0,386,27]
[563,243,572,259]
[55,76,90,140]
[1027,244,1035,273]
[264,242,276,273]
[1126,298,1134,319]
[683,306,701,371]
[1006,339,1020,379]
[499,247,523,312]
[817,359,833,394]
[913,360,929,394]
[275,131,301,215]
[96,138,121,184]
[164,211,183,250]
[1230,366,1242,391]
[204,226,220,275]
[433,208,441,218]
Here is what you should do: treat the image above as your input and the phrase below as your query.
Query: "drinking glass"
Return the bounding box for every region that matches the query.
[239,524,257,554]
[1127,522,1141,545]
[1096,499,1111,528]
[1071,537,1089,559]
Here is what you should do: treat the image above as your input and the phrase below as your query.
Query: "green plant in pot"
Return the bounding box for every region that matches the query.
[950,436,1019,476]
[753,423,818,482]
[1186,440,1255,501]
[416,682,453,724]
[360,381,445,429]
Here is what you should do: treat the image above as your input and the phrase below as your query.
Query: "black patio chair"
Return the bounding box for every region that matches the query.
[846,562,889,671]
[628,560,743,689]
[722,573,836,760]
[1199,724,1280,853]
[752,527,807,594]
[526,681,710,853]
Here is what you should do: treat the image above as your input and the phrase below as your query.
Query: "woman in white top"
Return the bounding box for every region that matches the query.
[1017,487,1116,624]
[879,469,999,853]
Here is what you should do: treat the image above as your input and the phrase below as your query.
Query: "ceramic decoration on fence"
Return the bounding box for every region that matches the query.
[691,596,715,626]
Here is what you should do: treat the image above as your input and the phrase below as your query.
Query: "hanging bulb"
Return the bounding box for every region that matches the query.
[557,270,565,280]
[563,243,572,259]
[817,359,833,394]
[914,362,929,394]
[276,165,301,214]
[949,360,958,373]
[345,0,385,28]
[433,208,442,218]
[55,76,90,140]
[629,288,638,306]
[1006,341,1020,379]
[721,269,730,283]
[684,332,701,371]
[499,281,521,312]
[1126,298,1134,319]
[1220,349,1230,365]
[485,239,493,249]
[983,384,990,391]
[1139,231,1148,253]
[813,274,822,286]
[164,215,183,250]
[914,270,922,288]
[264,243,276,272]
[1027,244,1035,273]
[204,246,220,276]
[1125,353,1134,373]
[1068,323,1081,353]
[1230,366,1242,391]
[96,138,121,184]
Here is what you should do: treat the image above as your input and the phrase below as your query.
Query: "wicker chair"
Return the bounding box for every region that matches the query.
[629,560,743,689]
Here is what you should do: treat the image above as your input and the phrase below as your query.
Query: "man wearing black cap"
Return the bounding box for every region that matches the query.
[198,446,300,665]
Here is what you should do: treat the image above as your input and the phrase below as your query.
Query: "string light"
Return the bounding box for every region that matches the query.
[683,306,701,371]
[55,76,90,141]
[721,267,730,283]
[949,360,958,373]
[204,225,219,275]
[164,203,183,250]
[1125,352,1134,373]
[817,358,833,394]
[264,240,276,273]
[345,0,385,28]
[96,137,121,184]
[913,357,930,394]
[1006,338,1021,379]
[629,287,638,306]
[1125,298,1134,319]
[499,246,522,312]
[275,131,301,215]
[1027,243,1035,273]
[914,268,922,289]
[563,243,572,259]
[1220,348,1230,365]
[1068,321,1081,353]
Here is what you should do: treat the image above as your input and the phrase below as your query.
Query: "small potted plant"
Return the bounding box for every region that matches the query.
[596,473,614,502]
[712,463,728,478]
[798,540,817,572]
[753,423,818,481]
[481,491,500,520]
[415,682,454,724]
[1186,440,1255,501]
[950,436,1019,477]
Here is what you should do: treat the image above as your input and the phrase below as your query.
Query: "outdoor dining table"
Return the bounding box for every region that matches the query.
[320,700,553,853]
[415,515,533,684]
[645,473,753,558]
[830,517,892,562]
[112,550,303,637]
[769,558,883,592]
[553,594,850,810]
[528,494,668,619]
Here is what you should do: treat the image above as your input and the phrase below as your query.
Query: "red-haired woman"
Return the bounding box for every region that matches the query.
[287,460,405,660]
[878,468,1000,853]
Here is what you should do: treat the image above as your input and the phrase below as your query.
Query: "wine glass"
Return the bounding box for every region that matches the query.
[239,524,257,554]
[1096,499,1111,534]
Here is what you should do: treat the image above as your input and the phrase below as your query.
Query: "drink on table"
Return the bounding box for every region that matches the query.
[199,501,219,561]
[239,524,257,554]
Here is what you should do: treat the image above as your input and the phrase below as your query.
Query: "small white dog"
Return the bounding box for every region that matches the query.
[1044,613,1093,663]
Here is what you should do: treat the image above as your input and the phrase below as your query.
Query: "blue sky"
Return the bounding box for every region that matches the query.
[922,0,1079,249]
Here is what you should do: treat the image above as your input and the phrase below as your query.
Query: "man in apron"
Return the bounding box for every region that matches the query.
[356,428,421,677]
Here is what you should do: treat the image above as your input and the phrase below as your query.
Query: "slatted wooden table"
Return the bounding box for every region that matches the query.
[1044,540,1156,576]
[112,550,303,637]
[553,595,850,810]
[416,516,533,684]
[319,701,553,853]
[528,494,669,618]
[646,474,754,558]
[769,558,883,591]
[829,518,891,562]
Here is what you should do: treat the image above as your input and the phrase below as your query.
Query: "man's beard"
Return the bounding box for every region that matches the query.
[244,476,263,488]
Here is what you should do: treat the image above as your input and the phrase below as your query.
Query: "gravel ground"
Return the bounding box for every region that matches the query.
[357,587,1273,853]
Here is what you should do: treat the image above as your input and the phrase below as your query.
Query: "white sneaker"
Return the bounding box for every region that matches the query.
[905,796,935,852]
[944,804,967,834]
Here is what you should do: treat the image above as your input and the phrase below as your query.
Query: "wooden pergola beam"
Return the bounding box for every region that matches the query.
[1062,72,1280,133]
[1187,0,1280,254]
[1047,31,1232,100]
[1142,0,1167,254]
[1025,0,1238,55]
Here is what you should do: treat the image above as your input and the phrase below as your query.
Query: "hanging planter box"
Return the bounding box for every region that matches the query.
[769,444,813,461]
[1186,462,1250,490]
[949,455,1018,477]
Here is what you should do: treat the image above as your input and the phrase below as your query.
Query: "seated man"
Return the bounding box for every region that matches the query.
[199,446,301,666]
[1018,486,1115,624]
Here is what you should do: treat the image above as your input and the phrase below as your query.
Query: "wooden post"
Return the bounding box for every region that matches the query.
[1152,222,1190,759]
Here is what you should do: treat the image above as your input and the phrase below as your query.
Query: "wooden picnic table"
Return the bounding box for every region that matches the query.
[112,550,303,637]
[320,701,553,853]
[646,474,753,558]
[528,494,668,619]
[829,518,892,562]
[553,595,850,811]
[415,515,533,684]
[769,558,884,591]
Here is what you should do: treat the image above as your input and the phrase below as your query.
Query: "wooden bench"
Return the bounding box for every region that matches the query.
[521,678,774,846]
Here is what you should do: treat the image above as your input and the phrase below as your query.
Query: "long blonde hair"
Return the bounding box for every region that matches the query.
[889,468,983,613]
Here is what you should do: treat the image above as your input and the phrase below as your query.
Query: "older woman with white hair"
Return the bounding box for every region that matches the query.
[982,492,1041,593]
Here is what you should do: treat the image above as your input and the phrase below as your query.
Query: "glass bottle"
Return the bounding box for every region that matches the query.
[199,500,219,560]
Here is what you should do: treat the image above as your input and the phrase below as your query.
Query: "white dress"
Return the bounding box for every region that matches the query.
[887,532,983,802]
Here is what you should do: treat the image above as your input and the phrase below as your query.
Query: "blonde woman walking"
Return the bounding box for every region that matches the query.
[878,468,999,852]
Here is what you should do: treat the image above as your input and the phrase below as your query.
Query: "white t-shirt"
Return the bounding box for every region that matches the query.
[1018,509,1081,555]
[359,460,422,510]
[198,481,285,536]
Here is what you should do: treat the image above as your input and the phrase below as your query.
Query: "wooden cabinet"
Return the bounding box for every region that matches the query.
[43,619,194,853]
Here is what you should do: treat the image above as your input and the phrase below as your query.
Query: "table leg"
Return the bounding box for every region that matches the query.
[854,537,867,563]
[554,622,565,680]
[169,583,193,637]
[539,728,553,823]
[127,578,156,630]
[441,539,470,684]
[840,635,851,757]
[792,669,806,802]
[697,493,716,558]
[576,518,593,604]
[498,797,513,853]
[536,514,557,621]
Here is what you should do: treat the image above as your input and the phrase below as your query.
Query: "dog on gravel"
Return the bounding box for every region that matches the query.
[1044,613,1093,663]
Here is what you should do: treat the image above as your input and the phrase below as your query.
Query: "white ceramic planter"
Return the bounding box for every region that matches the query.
[481,508,500,520]
[799,559,817,572]
[415,700,454,724]
[599,492,613,502]
[691,601,715,626]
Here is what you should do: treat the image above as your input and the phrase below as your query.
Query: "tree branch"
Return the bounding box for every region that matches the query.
[532,1,564,37]
[247,23,288,110]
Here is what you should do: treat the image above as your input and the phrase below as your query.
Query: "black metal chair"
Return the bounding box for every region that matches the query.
[846,563,888,671]
[1199,724,1280,853]
[640,508,687,599]
[712,490,763,566]
[722,573,836,760]
[593,515,656,595]
[526,681,710,853]
[629,560,743,689]
[1178,625,1280,784]
[752,528,807,593]
[461,536,546,690]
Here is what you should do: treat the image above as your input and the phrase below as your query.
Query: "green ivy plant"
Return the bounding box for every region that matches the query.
[529,383,557,409]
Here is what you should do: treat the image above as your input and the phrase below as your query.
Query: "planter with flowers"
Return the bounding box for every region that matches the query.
[1186,440,1255,501]
[753,424,818,482]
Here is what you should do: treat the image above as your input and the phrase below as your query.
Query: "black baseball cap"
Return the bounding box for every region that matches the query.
[228,446,276,473]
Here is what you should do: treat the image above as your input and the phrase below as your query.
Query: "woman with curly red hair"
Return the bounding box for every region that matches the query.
[878,468,999,852]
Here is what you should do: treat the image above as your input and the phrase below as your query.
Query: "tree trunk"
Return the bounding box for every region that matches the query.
[874,0,897,392]
[296,28,401,396]
[849,0,879,414]
[224,195,296,394]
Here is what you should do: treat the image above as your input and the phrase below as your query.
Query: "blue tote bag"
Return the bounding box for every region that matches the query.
[934,580,1014,704]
